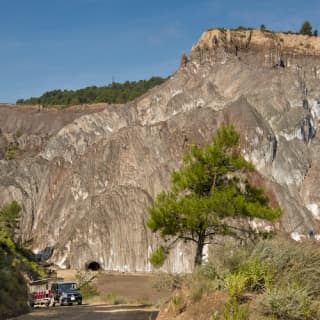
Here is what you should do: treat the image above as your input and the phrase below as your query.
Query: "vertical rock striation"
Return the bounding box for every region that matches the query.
[1,29,320,271]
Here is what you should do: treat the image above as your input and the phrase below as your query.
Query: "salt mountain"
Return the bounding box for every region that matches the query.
[1,28,320,273]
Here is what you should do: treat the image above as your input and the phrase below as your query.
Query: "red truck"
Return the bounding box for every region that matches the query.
[28,278,62,307]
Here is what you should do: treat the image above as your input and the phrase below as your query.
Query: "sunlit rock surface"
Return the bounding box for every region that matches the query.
[1,29,320,271]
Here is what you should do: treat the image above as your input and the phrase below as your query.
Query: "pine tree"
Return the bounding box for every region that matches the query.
[260,24,266,31]
[300,21,313,36]
[147,125,282,267]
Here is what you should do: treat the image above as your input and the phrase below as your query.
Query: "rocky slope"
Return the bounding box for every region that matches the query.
[1,29,320,272]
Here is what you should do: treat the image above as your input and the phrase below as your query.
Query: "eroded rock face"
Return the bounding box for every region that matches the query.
[1,29,320,271]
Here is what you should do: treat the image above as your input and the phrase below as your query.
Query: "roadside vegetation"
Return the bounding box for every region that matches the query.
[75,270,99,301]
[158,236,320,320]
[0,201,46,320]
[16,76,167,107]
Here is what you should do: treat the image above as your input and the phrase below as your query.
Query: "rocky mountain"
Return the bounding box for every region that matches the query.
[1,28,320,272]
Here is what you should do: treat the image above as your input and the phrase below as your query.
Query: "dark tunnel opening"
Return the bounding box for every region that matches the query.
[86,261,101,271]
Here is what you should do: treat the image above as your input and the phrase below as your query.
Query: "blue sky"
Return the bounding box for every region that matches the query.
[1,0,320,103]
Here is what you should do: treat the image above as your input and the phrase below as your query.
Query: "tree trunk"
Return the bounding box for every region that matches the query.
[194,234,205,267]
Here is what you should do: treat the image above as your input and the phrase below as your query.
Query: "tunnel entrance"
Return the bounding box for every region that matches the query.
[86,261,101,271]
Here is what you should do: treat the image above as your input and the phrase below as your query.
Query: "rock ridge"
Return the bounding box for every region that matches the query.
[1,29,320,272]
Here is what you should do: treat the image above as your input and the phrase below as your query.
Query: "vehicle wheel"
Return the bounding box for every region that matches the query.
[77,301,82,305]
[49,297,55,307]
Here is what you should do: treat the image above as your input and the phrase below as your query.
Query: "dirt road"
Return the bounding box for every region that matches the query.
[13,304,158,320]
[57,270,169,305]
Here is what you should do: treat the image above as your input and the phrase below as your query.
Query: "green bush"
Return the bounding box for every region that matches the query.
[0,201,46,319]
[79,282,98,300]
[186,264,224,303]
[195,263,220,281]
[225,272,248,301]
[221,298,249,320]
[250,237,320,297]
[75,270,99,300]
[190,277,220,303]
[170,294,186,315]
[0,265,29,319]
[240,259,271,292]
[258,284,316,320]
[152,272,184,291]
[149,247,168,268]
[208,241,252,276]
[6,149,15,160]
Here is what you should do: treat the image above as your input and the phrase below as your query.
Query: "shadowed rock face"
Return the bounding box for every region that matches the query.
[1,29,320,272]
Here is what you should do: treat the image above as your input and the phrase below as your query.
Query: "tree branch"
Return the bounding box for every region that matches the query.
[178,235,198,243]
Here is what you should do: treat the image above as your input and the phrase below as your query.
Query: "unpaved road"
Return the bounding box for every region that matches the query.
[13,304,158,320]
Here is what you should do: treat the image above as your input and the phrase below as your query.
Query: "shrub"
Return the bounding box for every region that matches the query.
[103,292,127,305]
[75,270,99,300]
[225,272,248,301]
[219,298,249,320]
[79,282,98,300]
[6,149,15,160]
[196,263,220,281]
[240,259,271,292]
[149,247,168,268]
[179,264,223,303]
[258,284,316,320]
[152,272,184,291]
[250,237,320,297]
[189,275,220,303]
[170,294,186,315]
[208,241,252,276]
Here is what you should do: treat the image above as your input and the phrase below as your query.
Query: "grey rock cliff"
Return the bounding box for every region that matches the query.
[1,29,320,271]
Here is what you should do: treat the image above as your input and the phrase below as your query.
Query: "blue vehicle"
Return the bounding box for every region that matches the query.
[51,281,82,306]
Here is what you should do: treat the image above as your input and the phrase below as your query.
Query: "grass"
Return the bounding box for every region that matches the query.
[161,235,320,320]
[257,284,316,319]
[102,292,128,305]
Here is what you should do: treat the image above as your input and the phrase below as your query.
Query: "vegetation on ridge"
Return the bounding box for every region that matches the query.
[210,22,319,37]
[300,21,318,37]
[147,125,282,268]
[16,76,167,108]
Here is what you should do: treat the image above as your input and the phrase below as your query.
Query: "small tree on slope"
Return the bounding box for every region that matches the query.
[147,125,282,268]
[300,21,313,36]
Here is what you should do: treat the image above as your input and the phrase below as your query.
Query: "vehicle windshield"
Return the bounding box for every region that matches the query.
[59,283,78,291]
